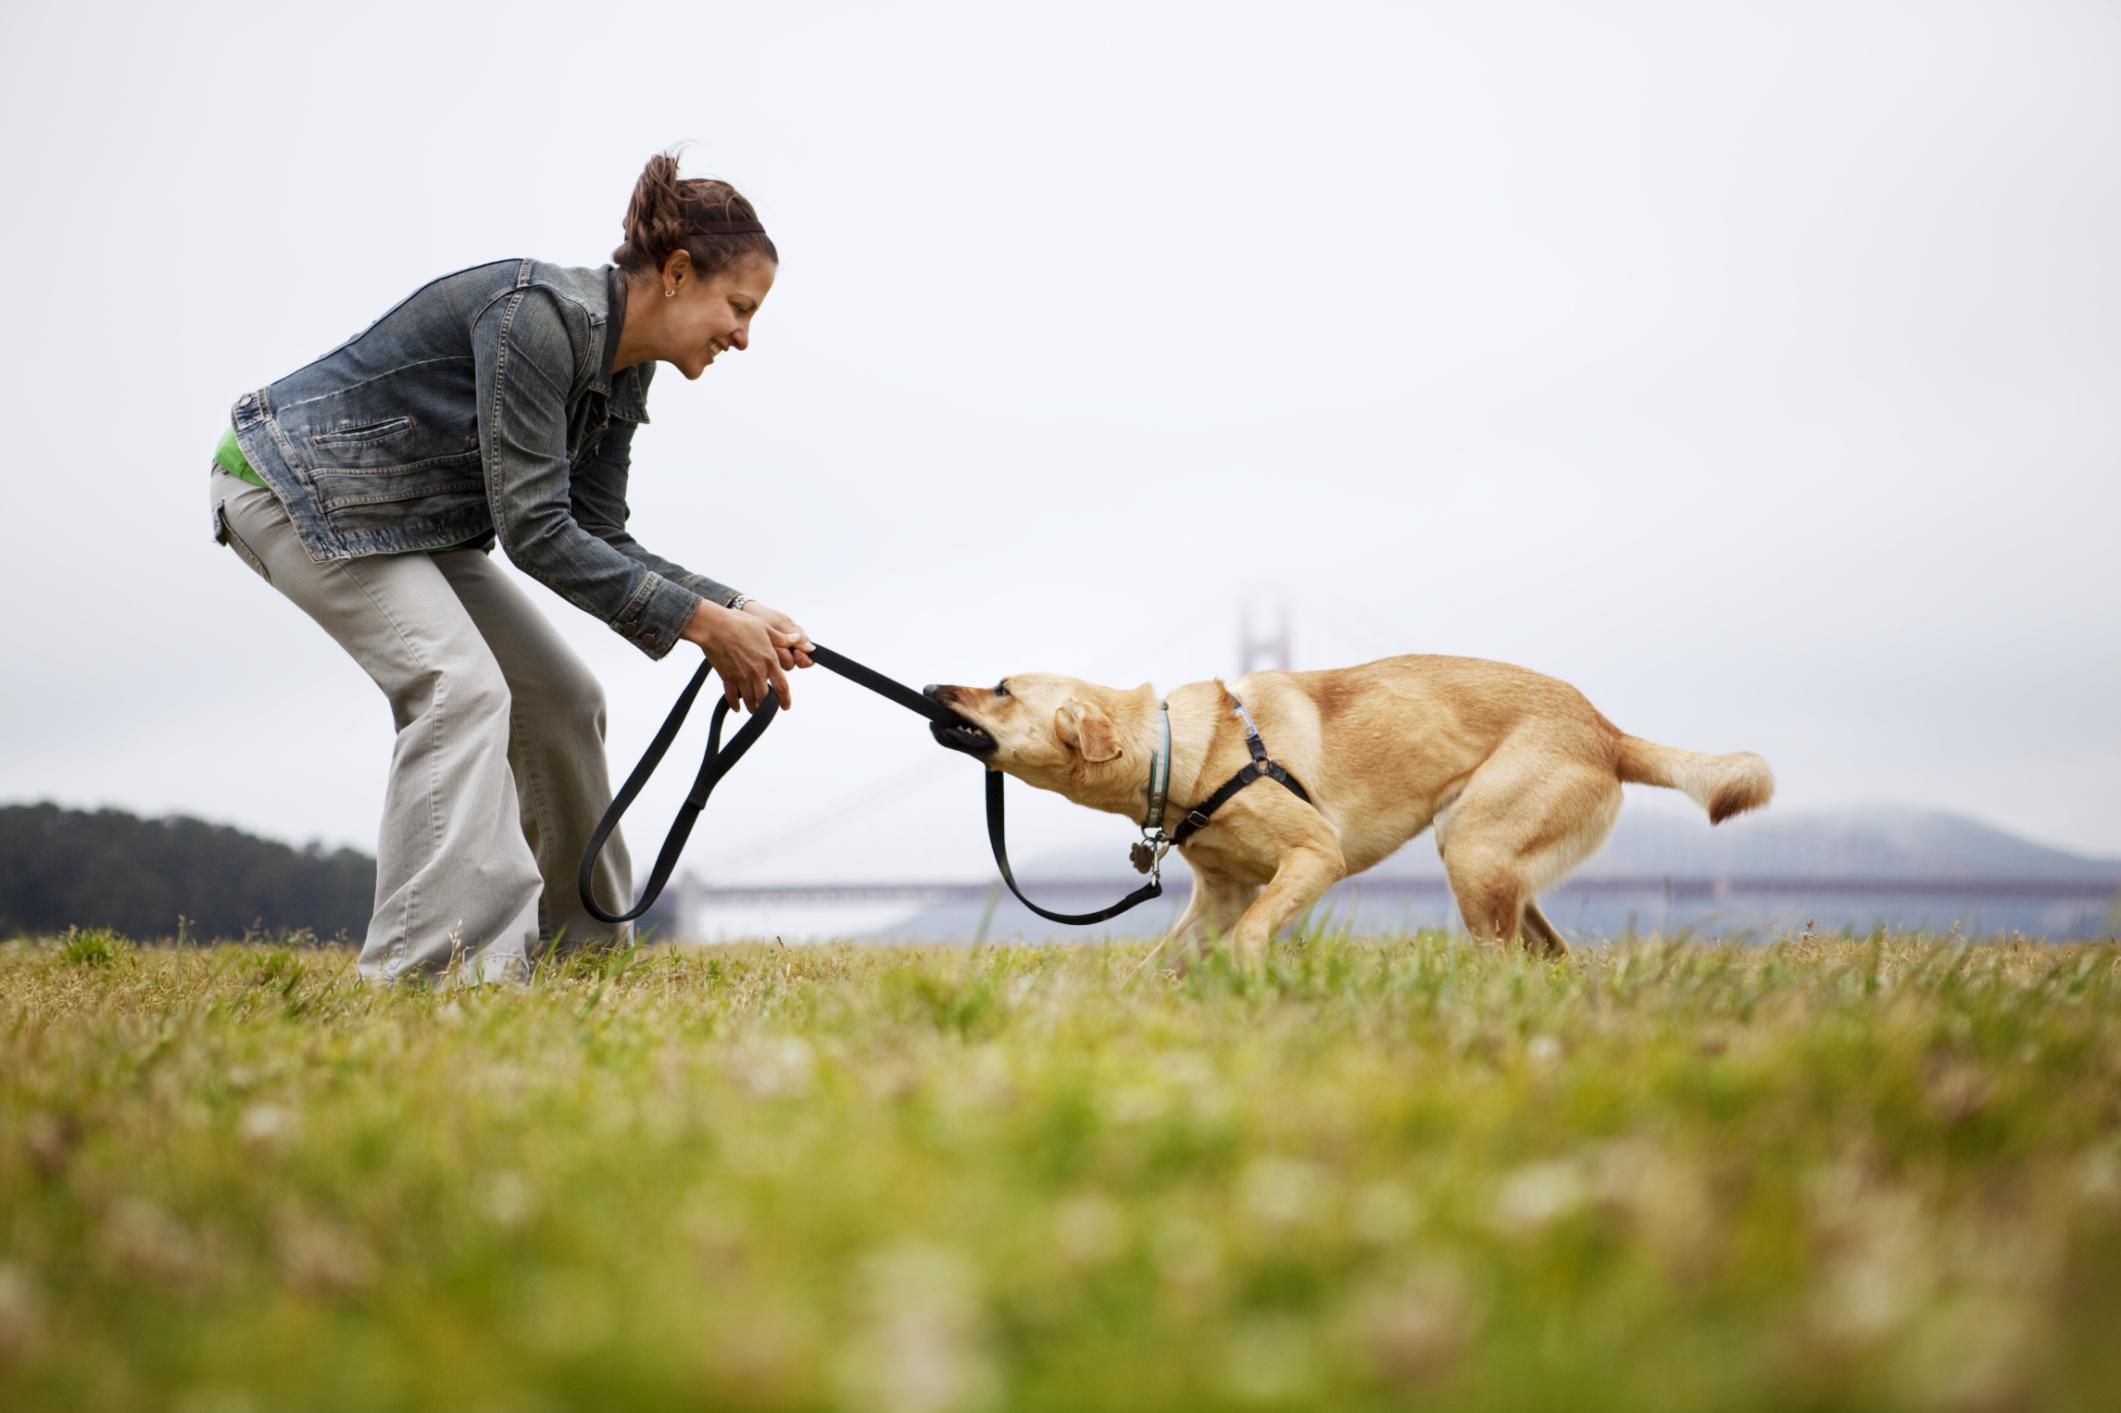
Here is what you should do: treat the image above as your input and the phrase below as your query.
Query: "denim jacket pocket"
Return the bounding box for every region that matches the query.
[307,415,471,474]
[311,415,413,446]
[312,462,485,535]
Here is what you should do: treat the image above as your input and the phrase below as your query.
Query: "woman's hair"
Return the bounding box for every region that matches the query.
[612,148,777,280]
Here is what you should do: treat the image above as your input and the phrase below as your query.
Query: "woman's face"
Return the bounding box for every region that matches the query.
[661,251,776,380]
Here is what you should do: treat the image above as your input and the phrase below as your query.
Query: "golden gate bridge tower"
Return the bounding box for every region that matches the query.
[1238,605,1292,675]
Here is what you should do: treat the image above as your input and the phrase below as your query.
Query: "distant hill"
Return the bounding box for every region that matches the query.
[1535,793,2121,882]
[1377,798,2121,883]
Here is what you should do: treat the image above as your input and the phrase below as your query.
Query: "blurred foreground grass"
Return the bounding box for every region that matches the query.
[3,931,2119,1413]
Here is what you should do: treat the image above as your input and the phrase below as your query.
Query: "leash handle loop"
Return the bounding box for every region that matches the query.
[578,660,780,925]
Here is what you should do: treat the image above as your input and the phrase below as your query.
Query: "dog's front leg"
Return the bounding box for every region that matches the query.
[1142,873,1254,978]
[1230,845,1345,972]
[1145,890,1211,978]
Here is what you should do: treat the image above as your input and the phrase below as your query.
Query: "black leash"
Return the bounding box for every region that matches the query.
[579,644,1170,927]
[982,769,1166,925]
[576,658,780,926]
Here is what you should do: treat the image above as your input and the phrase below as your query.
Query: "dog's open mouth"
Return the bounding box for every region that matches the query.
[930,715,997,757]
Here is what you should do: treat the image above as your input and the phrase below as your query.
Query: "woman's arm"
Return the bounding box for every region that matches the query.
[472,286,708,659]
[578,412,811,705]
[569,405,743,609]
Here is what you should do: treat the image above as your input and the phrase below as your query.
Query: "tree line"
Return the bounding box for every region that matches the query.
[0,803,685,945]
[0,802,376,941]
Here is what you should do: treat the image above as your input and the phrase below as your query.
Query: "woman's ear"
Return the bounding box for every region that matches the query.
[1055,700,1121,763]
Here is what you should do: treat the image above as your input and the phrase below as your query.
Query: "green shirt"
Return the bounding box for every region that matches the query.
[214,426,265,488]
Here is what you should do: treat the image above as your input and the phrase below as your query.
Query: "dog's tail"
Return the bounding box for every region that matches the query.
[1615,736,1775,824]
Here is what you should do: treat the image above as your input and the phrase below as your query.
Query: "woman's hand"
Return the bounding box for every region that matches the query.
[681,600,797,712]
[738,600,815,670]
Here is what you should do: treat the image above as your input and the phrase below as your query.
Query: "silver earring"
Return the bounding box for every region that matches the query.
[664,287,676,298]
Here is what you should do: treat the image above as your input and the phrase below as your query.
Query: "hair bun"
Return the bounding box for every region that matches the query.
[613,147,776,281]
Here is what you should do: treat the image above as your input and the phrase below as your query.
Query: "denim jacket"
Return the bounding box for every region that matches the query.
[227,259,739,659]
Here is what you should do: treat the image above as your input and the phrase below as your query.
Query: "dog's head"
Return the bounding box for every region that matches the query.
[924,673,1147,807]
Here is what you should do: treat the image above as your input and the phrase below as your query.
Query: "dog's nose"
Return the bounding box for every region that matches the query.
[922,684,948,701]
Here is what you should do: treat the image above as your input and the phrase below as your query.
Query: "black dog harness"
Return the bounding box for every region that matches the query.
[1118,692,1317,896]
[580,653,1318,930]
[1169,695,1315,847]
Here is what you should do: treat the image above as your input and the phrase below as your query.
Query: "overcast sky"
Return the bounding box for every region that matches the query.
[2,0,2116,885]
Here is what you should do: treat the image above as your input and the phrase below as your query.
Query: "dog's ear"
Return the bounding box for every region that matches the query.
[1054,700,1122,763]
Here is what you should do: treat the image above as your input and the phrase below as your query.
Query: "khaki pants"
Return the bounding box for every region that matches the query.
[209,467,632,983]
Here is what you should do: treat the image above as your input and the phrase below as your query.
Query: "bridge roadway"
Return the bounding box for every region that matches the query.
[683,875,2121,906]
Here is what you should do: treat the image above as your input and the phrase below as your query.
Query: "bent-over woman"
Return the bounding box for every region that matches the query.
[209,150,811,983]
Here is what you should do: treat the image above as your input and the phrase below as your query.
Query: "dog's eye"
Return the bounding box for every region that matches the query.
[994,682,1011,698]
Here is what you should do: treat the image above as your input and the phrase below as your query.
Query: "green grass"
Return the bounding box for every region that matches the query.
[3,932,2118,1412]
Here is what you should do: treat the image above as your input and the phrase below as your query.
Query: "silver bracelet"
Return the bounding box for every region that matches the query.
[728,593,751,612]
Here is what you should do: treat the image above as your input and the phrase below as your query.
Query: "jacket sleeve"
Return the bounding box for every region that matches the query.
[570,388,744,615]
[472,287,705,659]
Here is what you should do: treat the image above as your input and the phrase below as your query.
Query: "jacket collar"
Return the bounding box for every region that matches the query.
[601,265,653,424]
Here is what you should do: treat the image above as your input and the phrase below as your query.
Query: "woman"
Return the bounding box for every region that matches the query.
[208,151,812,984]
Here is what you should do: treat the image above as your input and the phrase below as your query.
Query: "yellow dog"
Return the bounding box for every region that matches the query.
[927,655,1772,968]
